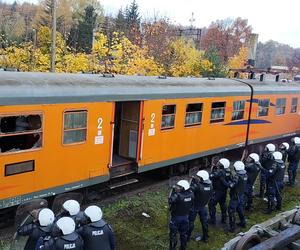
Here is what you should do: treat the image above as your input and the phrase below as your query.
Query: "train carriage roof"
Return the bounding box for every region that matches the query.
[0,72,300,105]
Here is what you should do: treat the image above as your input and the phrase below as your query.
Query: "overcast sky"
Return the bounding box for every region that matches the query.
[4,0,300,48]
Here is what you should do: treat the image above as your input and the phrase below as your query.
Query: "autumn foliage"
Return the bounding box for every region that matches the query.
[0,0,258,77]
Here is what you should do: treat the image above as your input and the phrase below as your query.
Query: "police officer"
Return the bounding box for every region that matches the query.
[17,208,55,250]
[42,217,84,249]
[169,180,194,250]
[288,137,300,186]
[78,205,115,250]
[228,161,248,232]
[258,143,276,198]
[244,153,261,211]
[56,200,84,228]
[279,142,289,163]
[208,158,231,225]
[273,151,285,210]
[259,154,278,214]
[187,170,213,243]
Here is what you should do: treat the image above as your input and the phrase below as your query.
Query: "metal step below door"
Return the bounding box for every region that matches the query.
[108,178,139,189]
[109,162,137,179]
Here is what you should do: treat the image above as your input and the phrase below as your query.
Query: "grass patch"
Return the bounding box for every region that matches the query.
[102,182,300,249]
[0,240,10,250]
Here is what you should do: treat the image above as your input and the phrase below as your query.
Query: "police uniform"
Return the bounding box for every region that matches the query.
[245,162,260,210]
[188,178,213,242]
[260,162,278,213]
[169,188,194,250]
[78,219,115,250]
[208,168,231,224]
[228,170,248,232]
[274,159,286,210]
[17,223,53,250]
[258,151,274,197]
[279,148,288,163]
[42,232,84,250]
[288,144,300,185]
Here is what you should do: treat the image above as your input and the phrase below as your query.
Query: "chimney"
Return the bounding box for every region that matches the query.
[247,33,259,67]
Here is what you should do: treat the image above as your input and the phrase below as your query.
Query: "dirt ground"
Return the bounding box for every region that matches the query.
[1,175,300,250]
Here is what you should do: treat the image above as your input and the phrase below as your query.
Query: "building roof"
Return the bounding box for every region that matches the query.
[0,72,299,105]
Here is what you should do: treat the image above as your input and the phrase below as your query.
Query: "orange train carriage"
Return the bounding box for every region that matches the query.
[1,72,300,211]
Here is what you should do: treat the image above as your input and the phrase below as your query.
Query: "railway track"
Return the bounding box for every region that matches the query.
[0,169,177,242]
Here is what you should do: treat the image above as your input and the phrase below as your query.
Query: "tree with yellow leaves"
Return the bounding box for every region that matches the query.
[109,32,163,75]
[227,46,249,77]
[168,38,212,77]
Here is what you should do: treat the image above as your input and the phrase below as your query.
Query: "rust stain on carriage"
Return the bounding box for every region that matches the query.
[0,185,20,191]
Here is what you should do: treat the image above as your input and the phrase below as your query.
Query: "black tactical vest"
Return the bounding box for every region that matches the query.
[230,171,248,198]
[170,190,194,217]
[80,220,113,250]
[192,182,213,207]
[52,232,83,250]
[245,162,260,185]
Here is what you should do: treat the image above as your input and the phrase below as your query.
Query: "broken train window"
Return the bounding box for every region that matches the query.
[0,114,43,153]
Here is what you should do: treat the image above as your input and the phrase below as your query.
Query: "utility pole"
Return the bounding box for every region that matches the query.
[51,0,57,72]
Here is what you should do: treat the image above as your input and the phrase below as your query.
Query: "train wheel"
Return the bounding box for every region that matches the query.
[293,209,300,225]
[235,233,261,250]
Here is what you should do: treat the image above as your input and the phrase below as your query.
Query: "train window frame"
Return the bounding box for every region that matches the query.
[185,103,203,127]
[257,99,270,117]
[291,97,298,113]
[232,100,245,121]
[0,111,44,155]
[161,104,176,130]
[5,160,35,176]
[210,101,226,124]
[62,110,88,145]
[276,98,286,115]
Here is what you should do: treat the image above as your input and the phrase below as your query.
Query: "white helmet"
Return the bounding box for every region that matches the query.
[218,158,230,169]
[273,151,283,160]
[295,137,300,145]
[266,143,275,152]
[196,170,209,181]
[249,153,259,163]
[62,200,80,216]
[233,161,245,171]
[56,217,75,235]
[38,208,55,227]
[177,180,190,191]
[281,142,290,150]
[84,205,103,222]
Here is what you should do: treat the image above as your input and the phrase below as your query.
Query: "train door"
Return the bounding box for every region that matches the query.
[109,101,142,178]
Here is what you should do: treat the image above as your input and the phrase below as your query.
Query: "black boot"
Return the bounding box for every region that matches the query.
[228,214,236,232]
[264,200,273,214]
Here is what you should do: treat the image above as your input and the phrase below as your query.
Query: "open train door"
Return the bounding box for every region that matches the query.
[10,199,48,250]
[109,101,143,179]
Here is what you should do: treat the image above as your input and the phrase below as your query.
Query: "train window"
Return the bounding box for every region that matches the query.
[276,98,286,115]
[291,97,298,113]
[0,114,43,153]
[257,99,270,117]
[232,100,245,120]
[210,102,226,123]
[63,110,87,144]
[161,105,176,130]
[5,160,34,176]
[185,103,203,127]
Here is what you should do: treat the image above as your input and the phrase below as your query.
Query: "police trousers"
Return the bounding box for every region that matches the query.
[208,191,227,223]
[228,195,246,229]
[188,206,208,240]
[245,183,254,208]
[169,215,189,250]
[288,161,299,185]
